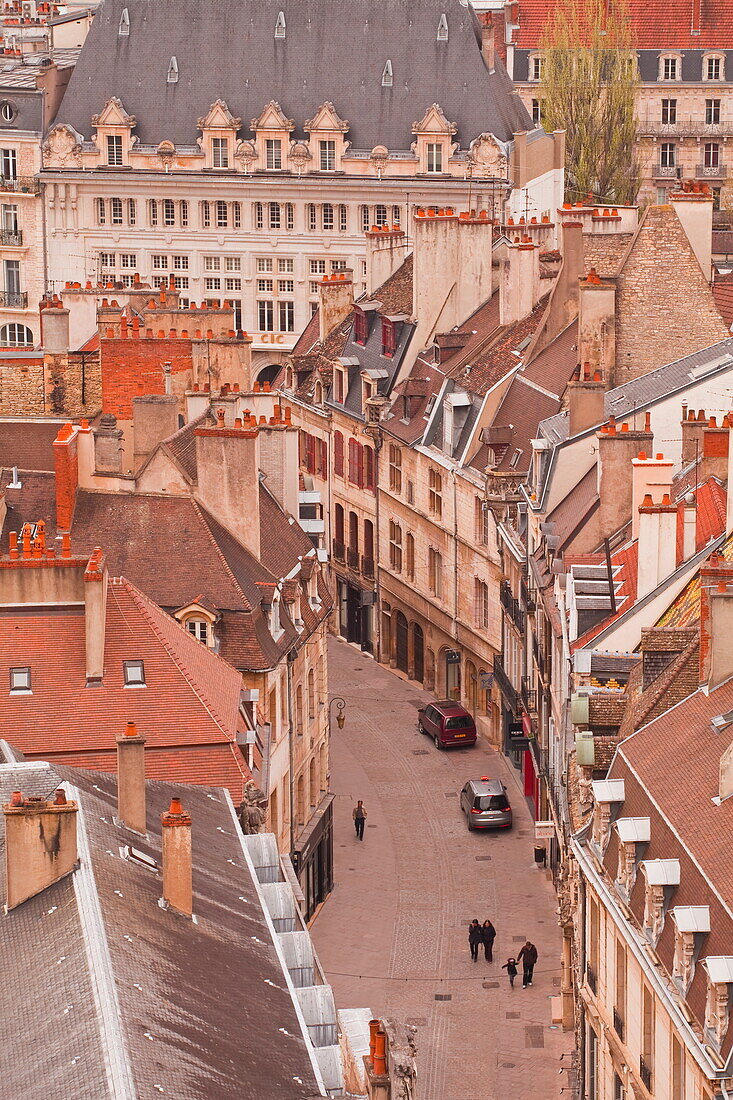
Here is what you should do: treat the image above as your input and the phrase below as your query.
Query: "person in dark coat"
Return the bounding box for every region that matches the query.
[501,957,518,988]
[517,941,538,987]
[468,919,482,962]
[481,919,496,962]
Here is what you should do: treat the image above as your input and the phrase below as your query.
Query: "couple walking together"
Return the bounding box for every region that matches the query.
[468,918,496,962]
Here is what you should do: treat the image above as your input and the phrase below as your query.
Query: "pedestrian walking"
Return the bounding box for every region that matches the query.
[501,957,518,988]
[517,940,538,987]
[353,800,367,840]
[468,919,482,962]
[481,919,496,962]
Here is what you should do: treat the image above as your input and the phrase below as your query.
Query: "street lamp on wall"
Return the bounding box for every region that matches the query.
[329,696,346,731]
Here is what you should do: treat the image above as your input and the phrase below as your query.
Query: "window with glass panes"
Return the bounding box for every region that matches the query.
[661,98,676,124]
[427,142,443,172]
[389,444,402,492]
[269,202,280,229]
[704,141,720,168]
[389,521,402,571]
[429,468,442,516]
[278,300,294,331]
[322,203,334,230]
[110,197,123,225]
[120,253,136,268]
[258,300,274,330]
[319,140,335,170]
[706,98,721,124]
[212,137,229,167]
[266,138,282,169]
[660,142,676,167]
[107,134,123,165]
[663,56,678,80]
[257,258,273,272]
[278,258,294,273]
[428,547,442,596]
[706,55,722,80]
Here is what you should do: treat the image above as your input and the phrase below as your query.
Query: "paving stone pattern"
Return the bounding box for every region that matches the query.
[311,639,573,1099]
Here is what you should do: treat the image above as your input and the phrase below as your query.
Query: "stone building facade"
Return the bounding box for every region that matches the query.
[39,0,563,379]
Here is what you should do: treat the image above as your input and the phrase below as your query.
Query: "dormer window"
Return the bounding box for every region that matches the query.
[705,54,724,81]
[704,958,733,1047]
[9,666,30,693]
[314,379,324,404]
[319,140,335,171]
[107,134,123,166]
[118,7,129,35]
[167,56,179,84]
[274,10,286,38]
[426,142,443,173]
[334,366,345,403]
[381,318,396,358]
[660,54,681,81]
[362,377,375,409]
[123,660,146,687]
[269,594,283,638]
[382,60,393,88]
[266,138,282,170]
[529,53,543,82]
[212,137,229,168]
[437,14,448,41]
[186,618,210,645]
[354,308,368,345]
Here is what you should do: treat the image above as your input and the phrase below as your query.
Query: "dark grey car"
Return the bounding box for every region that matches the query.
[460,778,512,830]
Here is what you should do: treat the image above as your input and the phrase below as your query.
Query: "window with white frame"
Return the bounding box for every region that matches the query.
[278,257,294,273]
[120,253,136,268]
[100,252,115,269]
[225,277,241,291]
[110,196,123,225]
[322,202,334,230]
[257,257,273,272]
[186,618,210,644]
[128,198,136,225]
[361,204,370,232]
[107,134,123,165]
[216,200,228,227]
[389,520,402,571]
[426,142,443,173]
[257,277,273,292]
[474,578,489,629]
[1,323,32,347]
[96,197,106,225]
[269,201,280,229]
[706,98,721,125]
[266,138,282,169]
[661,54,680,80]
[339,204,347,231]
[309,259,326,274]
[319,139,335,170]
[163,197,175,226]
[9,666,31,692]
[661,98,677,125]
[123,660,145,686]
[201,200,211,227]
[284,202,294,230]
[374,204,388,226]
[205,276,221,290]
[253,201,263,229]
[278,278,294,294]
[212,137,229,167]
[307,203,317,230]
[660,142,676,167]
[173,254,189,270]
[232,201,241,228]
[152,254,168,269]
[204,256,220,270]
[278,300,294,331]
[530,54,543,81]
[705,54,724,81]
[258,299,274,330]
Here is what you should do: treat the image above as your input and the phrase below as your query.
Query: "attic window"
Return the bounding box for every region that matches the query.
[120,845,158,872]
[274,11,286,39]
[167,56,178,83]
[437,14,448,41]
[9,666,30,693]
[354,308,368,345]
[123,660,146,687]
[118,7,129,35]
[382,60,393,88]
[381,317,396,357]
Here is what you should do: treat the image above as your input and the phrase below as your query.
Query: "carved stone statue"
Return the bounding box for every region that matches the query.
[706,978,730,1047]
[616,841,637,895]
[240,779,267,834]
[673,930,695,989]
[643,883,665,942]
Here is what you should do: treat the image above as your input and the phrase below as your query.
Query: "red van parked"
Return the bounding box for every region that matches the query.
[417,700,477,750]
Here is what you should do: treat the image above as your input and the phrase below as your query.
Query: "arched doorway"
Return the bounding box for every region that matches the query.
[396,611,409,674]
[411,622,424,683]
[441,646,461,700]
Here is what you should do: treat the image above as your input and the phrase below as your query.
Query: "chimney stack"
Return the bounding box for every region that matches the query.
[161,796,193,917]
[681,405,709,467]
[116,721,147,834]
[41,304,70,355]
[479,11,495,71]
[669,182,714,283]
[4,788,78,910]
[596,416,653,542]
[132,394,179,471]
[318,270,354,344]
[707,582,733,691]
[194,419,261,559]
[578,268,616,383]
[365,228,407,297]
[631,449,674,539]
[84,547,107,683]
[637,493,677,599]
[499,236,541,327]
[566,363,605,436]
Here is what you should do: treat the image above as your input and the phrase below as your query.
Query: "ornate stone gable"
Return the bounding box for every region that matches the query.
[42,124,84,169]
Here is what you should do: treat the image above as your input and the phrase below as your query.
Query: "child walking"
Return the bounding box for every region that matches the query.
[502,956,518,988]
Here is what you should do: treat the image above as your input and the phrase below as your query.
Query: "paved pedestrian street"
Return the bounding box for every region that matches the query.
[311,639,573,1099]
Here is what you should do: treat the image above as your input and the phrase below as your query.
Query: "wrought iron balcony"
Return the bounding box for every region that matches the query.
[0,290,27,308]
[613,1008,625,1042]
[0,176,39,194]
[361,555,374,578]
[493,653,521,715]
[521,677,537,713]
[637,118,733,138]
[0,230,21,246]
[586,963,597,994]
[347,548,360,571]
[697,162,727,178]
[332,540,345,563]
[500,580,525,634]
[639,1057,653,1091]
[652,163,678,178]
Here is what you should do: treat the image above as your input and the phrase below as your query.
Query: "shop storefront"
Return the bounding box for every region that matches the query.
[291,794,334,922]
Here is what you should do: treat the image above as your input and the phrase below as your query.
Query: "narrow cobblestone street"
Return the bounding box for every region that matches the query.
[312,638,572,1100]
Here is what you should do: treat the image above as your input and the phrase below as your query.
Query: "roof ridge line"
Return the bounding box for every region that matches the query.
[117,578,240,739]
[189,499,253,611]
[68,784,138,1099]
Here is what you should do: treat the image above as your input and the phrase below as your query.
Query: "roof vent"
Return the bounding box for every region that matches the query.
[274,10,286,39]
[437,14,448,41]
[118,7,129,35]
[7,465,21,488]
[167,56,178,83]
[382,60,393,88]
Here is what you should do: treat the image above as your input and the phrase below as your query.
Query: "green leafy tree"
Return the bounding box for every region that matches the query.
[539,0,640,204]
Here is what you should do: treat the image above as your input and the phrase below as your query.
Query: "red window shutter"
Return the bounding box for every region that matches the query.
[348,439,356,485]
[305,433,316,474]
[319,439,328,477]
[334,431,344,476]
[299,430,308,468]
[356,442,364,488]
[364,446,375,491]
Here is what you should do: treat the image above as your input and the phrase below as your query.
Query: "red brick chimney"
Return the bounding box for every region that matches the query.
[116,721,147,834]
[84,546,107,683]
[161,796,192,917]
[699,554,733,683]
[53,422,79,532]
[4,788,78,909]
[318,270,354,344]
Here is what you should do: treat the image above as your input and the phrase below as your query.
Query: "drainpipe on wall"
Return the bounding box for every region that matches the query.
[286,647,296,859]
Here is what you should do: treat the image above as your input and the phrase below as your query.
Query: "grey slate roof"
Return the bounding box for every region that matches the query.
[0,759,323,1099]
[539,336,733,446]
[55,0,532,147]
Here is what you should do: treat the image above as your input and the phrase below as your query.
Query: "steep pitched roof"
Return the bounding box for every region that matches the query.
[57,0,532,147]
[511,0,733,49]
[0,576,251,799]
[0,761,323,1097]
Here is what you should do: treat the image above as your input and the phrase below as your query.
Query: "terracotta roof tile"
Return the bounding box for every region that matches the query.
[513,0,733,49]
[712,272,733,330]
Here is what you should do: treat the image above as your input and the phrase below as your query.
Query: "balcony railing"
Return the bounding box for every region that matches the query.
[639,1057,653,1091]
[0,176,39,194]
[697,162,727,178]
[361,555,374,578]
[586,963,597,994]
[500,580,525,634]
[347,548,360,571]
[521,677,537,713]
[485,471,525,502]
[493,653,521,715]
[0,230,21,246]
[653,163,678,178]
[638,119,733,138]
[613,1008,625,1042]
[0,290,27,308]
[332,540,345,563]
[532,634,546,681]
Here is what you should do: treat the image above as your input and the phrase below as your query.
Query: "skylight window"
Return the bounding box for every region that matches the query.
[274,11,286,39]
[437,14,448,41]
[9,666,30,693]
[382,60,393,88]
[123,660,146,687]
[167,56,178,84]
[118,7,129,36]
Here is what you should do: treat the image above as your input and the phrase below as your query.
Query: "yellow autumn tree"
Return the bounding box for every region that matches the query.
[539,0,640,204]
